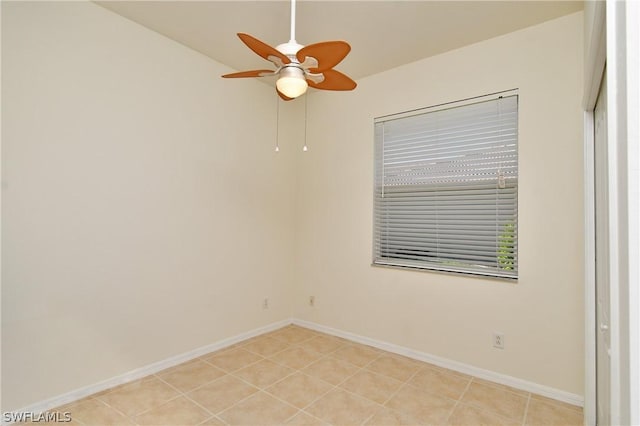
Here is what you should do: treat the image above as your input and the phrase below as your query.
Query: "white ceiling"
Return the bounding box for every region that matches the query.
[97,1,583,81]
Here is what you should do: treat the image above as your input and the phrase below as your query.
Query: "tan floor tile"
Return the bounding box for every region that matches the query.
[340,370,404,404]
[98,374,156,392]
[233,359,294,388]
[297,335,348,354]
[52,399,81,409]
[408,367,471,400]
[365,406,422,426]
[448,403,520,426]
[366,354,423,382]
[38,331,581,426]
[305,389,380,425]
[525,398,584,425]
[16,418,83,426]
[422,363,473,380]
[266,372,333,409]
[530,394,583,412]
[199,416,226,425]
[331,344,381,367]
[187,374,258,414]
[285,411,329,425]
[472,378,530,397]
[96,376,180,416]
[218,391,298,425]
[242,336,290,356]
[36,412,77,426]
[87,385,120,399]
[385,385,456,425]
[302,357,360,385]
[269,326,318,344]
[203,348,263,372]
[269,346,323,370]
[158,359,226,392]
[461,382,528,422]
[134,396,210,425]
[46,401,80,417]
[210,341,247,354]
[58,398,133,425]
[58,420,84,426]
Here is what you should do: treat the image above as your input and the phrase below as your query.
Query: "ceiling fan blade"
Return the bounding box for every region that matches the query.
[237,33,291,66]
[276,88,294,101]
[307,69,357,91]
[222,69,275,78]
[297,41,351,72]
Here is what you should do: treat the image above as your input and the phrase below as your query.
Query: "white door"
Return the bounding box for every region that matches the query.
[594,70,610,426]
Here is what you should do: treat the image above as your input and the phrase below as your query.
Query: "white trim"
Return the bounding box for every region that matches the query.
[608,2,640,424]
[625,3,640,424]
[583,0,606,111]
[8,316,588,424]
[605,2,623,423]
[583,110,597,426]
[292,319,584,407]
[583,3,606,425]
[3,319,292,424]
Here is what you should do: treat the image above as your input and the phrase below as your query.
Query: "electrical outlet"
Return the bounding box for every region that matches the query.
[309,296,315,307]
[263,298,269,309]
[493,332,505,349]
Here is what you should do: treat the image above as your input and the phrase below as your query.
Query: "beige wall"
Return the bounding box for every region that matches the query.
[1,1,296,410]
[1,1,586,410]
[294,12,585,395]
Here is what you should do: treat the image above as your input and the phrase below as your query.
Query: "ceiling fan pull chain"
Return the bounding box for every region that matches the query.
[303,92,309,152]
[275,94,280,152]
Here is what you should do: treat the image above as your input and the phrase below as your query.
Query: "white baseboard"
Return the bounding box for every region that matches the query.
[7,316,584,424]
[293,318,584,408]
[4,319,292,424]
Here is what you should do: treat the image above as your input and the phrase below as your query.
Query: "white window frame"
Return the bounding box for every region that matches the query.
[372,90,519,280]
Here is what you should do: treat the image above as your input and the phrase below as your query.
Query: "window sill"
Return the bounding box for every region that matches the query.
[371,261,518,282]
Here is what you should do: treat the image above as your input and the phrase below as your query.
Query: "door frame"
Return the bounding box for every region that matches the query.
[583,1,640,425]
[583,2,605,423]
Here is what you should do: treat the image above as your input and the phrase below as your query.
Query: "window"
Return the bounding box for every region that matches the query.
[373,92,518,279]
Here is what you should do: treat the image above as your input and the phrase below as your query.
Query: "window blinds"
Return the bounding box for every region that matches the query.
[373,94,518,279]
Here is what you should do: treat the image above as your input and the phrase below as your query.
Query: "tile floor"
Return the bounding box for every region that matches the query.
[33,325,583,425]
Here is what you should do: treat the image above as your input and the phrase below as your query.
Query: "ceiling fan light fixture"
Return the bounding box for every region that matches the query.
[276,66,308,98]
[222,0,356,99]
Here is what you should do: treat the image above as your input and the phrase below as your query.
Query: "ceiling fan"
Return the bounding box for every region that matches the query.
[221,0,357,100]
